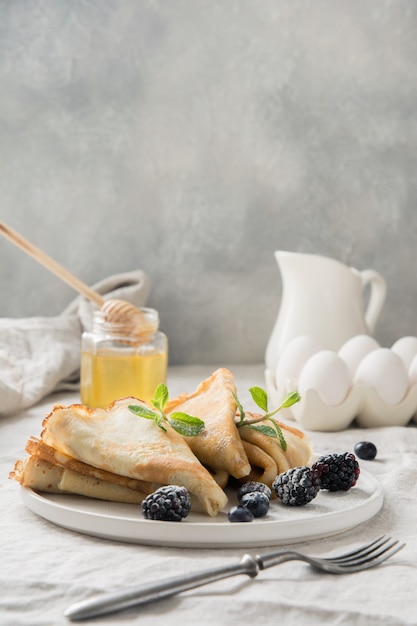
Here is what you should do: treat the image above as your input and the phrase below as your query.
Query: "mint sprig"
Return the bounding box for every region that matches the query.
[128,383,205,437]
[235,388,301,452]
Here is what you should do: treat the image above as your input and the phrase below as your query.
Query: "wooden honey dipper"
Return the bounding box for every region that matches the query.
[0,221,154,337]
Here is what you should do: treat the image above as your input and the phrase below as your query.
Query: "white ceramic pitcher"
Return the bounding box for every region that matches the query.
[265,251,387,370]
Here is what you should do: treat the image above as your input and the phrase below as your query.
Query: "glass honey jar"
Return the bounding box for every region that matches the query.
[80,307,168,408]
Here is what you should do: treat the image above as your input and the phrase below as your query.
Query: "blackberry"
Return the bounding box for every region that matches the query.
[354,441,377,461]
[312,452,360,491]
[237,481,272,502]
[240,491,270,518]
[141,485,191,521]
[228,505,254,523]
[272,466,320,506]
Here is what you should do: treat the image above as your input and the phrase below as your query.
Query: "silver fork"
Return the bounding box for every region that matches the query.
[65,535,404,622]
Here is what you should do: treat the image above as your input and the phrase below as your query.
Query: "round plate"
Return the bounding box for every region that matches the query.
[20,468,383,548]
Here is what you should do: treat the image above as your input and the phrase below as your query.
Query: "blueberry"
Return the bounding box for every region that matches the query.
[237,481,272,502]
[354,441,377,460]
[228,505,254,523]
[240,491,270,518]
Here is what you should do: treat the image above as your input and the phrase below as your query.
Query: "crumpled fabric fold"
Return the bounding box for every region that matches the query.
[0,270,150,416]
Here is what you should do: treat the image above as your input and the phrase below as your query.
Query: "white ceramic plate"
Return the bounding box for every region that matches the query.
[20,468,383,548]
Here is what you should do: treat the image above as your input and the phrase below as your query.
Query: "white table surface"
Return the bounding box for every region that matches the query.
[1,364,415,626]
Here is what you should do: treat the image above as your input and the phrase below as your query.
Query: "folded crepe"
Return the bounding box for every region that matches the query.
[238,414,314,489]
[165,368,251,479]
[239,440,278,487]
[11,456,147,504]
[23,436,158,492]
[11,396,228,516]
[10,454,210,512]
[10,371,315,514]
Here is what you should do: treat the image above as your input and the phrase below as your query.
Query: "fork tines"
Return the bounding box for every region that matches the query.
[328,535,405,569]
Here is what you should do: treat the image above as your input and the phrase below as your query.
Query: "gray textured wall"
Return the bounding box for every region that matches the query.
[1,0,416,365]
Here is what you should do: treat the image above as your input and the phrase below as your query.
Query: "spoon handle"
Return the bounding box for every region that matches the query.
[0,220,104,306]
[64,555,259,621]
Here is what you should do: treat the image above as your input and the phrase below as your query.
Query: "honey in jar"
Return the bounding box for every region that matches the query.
[80,307,168,408]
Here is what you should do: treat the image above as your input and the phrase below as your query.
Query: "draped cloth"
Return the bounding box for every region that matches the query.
[0,270,150,415]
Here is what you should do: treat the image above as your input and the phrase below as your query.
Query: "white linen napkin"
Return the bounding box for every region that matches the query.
[0,270,150,416]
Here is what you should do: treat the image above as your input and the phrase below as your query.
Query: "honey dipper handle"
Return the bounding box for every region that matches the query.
[0,220,104,307]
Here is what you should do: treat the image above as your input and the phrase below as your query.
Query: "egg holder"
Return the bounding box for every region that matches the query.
[265,368,417,431]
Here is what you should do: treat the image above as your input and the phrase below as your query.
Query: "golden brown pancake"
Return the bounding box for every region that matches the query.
[24,437,158,494]
[238,413,314,488]
[165,368,251,479]
[11,456,147,504]
[240,440,278,486]
[9,371,314,516]
[37,396,228,516]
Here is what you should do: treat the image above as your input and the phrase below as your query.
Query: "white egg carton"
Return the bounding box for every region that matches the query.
[265,368,417,431]
[265,342,417,432]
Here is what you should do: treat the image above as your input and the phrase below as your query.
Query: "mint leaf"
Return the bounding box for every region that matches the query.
[153,383,169,411]
[271,421,288,451]
[128,405,158,420]
[168,412,205,437]
[279,390,301,409]
[235,386,301,451]
[154,411,166,429]
[246,424,277,437]
[232,391,245,422]
[128,404,167,431]
[249,386,268,412]
[131,386,206,437]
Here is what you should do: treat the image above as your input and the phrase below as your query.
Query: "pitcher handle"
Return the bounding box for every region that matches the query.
[360,269,387,333]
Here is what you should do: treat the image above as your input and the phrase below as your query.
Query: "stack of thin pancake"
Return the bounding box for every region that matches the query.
[10,368,313,516]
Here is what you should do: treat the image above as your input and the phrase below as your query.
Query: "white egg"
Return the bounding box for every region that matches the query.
[338,335,380,378]
[409,353,417,385]
[275,335,322,394]
[298,350,352,406]
[391,336,417,370]
[354,348,409,405]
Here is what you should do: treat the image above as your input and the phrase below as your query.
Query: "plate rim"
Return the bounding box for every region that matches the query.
[20,467,384,548]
